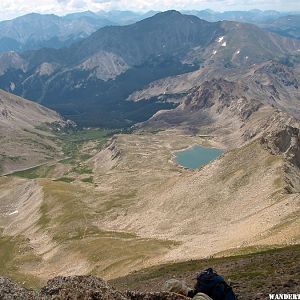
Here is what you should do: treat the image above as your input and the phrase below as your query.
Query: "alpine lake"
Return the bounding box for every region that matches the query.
[175,145,224,169]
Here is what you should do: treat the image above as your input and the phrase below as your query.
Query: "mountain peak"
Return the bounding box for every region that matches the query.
[137,9,206,26]
[161,10,181,15]
[152,10,182,18]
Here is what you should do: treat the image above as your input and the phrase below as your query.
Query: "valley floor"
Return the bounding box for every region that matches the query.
[0,128,299,288]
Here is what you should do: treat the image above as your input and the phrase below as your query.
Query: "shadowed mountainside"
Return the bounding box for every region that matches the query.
[0,11,299,127]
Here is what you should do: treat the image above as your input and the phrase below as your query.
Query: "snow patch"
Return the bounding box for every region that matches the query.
[236,50,240,54]
[213,50,217,55]
[8,210,18,216]
[10,82,15,91]
[217,36,224,43]
[222,41,227,47]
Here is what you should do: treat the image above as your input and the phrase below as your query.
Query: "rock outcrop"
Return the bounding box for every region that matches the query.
[127,291,189,300]
[0,276,187,300]
[0,277,36,300]
[40,276,128,300]
[261,125,300,193]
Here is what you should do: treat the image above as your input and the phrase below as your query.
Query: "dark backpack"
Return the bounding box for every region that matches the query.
[194,268,237,300]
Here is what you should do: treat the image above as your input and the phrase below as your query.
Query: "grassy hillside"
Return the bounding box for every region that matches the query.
[111,245,300,299]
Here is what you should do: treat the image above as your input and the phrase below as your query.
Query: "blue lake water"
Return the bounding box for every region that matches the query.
[175,145,224,169]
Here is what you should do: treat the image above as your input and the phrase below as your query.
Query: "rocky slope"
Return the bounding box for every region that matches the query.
[1,245,299,299]
[0,89,73,174]
[129,61,300,120]
[187,21,300,68]
[0,275,188,299]
[112,245,300,300]
[141,76,298,146]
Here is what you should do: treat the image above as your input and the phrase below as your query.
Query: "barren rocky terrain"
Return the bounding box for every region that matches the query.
[0,122,299,287]
[0,90,75,175]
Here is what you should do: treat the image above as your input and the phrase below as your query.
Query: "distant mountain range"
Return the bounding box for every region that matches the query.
[0,9,300,53]
[0,10,158,53]
[260,15,300,40]
[0,10,299,128]
[0,12,114,52]
[182,9,299,22]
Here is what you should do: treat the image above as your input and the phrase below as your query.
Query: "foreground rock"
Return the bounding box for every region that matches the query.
[127,291,189,300]
[0,277,36,299]
[0,276,187,300]
[39,276,128,300]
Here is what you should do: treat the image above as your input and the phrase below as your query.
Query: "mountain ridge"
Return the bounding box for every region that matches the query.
[0,89,73,174]
[0,12,115,53]
[1,9,300,53]
[129,61,300,121]
[1,11,300,127]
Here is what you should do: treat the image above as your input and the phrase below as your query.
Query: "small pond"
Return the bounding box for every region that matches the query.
[175,145,224,169]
